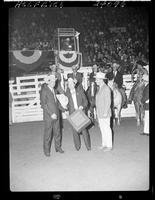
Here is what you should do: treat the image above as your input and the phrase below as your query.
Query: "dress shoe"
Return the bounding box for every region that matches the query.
[98,146,106,150]
[56,148,64,153]
[44,152,50,157]
[140,132,149,136]
[103,147,112,152]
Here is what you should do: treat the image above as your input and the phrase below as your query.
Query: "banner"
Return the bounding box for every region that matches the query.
[57,51,82,70]
[9,50,54,72]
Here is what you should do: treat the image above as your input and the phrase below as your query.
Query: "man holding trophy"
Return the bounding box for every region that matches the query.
[65,78,91,151]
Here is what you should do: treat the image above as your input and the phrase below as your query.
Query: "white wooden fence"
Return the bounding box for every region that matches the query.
[9,68,136,123]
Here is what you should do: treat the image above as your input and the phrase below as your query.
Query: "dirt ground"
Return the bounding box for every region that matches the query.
[9,118,149,191]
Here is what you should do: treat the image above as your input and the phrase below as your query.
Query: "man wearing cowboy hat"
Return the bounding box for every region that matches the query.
[95,72,113,151]
[140,71,149,136]
[40,74,67,156]
[106,61,128,108]
[65,77,91,151]
[62,37,73,51]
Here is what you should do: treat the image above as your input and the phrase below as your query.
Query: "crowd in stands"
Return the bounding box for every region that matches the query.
[9,7,149,74]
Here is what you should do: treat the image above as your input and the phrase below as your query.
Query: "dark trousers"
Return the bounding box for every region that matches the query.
[71,127,91,150]
[43,118,62,154]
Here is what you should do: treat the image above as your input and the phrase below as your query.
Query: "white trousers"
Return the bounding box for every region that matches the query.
[98,117,112,148]
[144,110,149,134]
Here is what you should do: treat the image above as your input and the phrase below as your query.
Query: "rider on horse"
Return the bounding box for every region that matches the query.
[106,60,128,109]
[128,60,148,104]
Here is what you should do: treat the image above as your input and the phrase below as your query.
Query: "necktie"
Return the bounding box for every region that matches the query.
[52,89,57,102]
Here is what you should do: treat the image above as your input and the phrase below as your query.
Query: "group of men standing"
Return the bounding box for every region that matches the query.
[40,65,91,156]
[40,63,114,157]
[40,60,149,157]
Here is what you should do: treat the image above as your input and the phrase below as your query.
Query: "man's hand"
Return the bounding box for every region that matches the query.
[79,106,83,110]
[51,113,57,120]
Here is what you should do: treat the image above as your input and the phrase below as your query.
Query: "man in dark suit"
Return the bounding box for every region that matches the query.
[67,65,83,90]
[86,64,98,123]
[140,72,149,136]
[65,78,91,151]
[40,74,66,157]
[106,61,127,108]
[89,64,98,82]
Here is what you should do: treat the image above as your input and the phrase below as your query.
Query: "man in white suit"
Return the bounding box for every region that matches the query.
[95,72,113,151]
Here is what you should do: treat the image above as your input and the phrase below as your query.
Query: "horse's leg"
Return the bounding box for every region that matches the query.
[118,108,121,126]
[140,104,145,123]
[117,105,122,126]
[135,102,140,126]
[117,113,120,126]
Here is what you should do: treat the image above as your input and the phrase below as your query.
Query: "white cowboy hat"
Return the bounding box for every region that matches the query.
[94,72,107,79]
[44,74,57,84]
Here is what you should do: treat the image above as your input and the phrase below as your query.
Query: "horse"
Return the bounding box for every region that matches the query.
[128,75,145,126]
[108,80,122,125]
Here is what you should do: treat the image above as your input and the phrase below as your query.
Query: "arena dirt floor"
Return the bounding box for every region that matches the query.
[9,117,149,191]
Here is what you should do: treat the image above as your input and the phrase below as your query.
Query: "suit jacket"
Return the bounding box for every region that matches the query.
[40,84,65,121]
[141,83,149,110]
[65,87,88,115]
[106,70,123,88]
[67,72,83,88]
[89,72,96,83]
[95,83,111,118]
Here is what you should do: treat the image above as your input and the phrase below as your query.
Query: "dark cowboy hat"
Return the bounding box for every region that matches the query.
[136,60,147,66]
